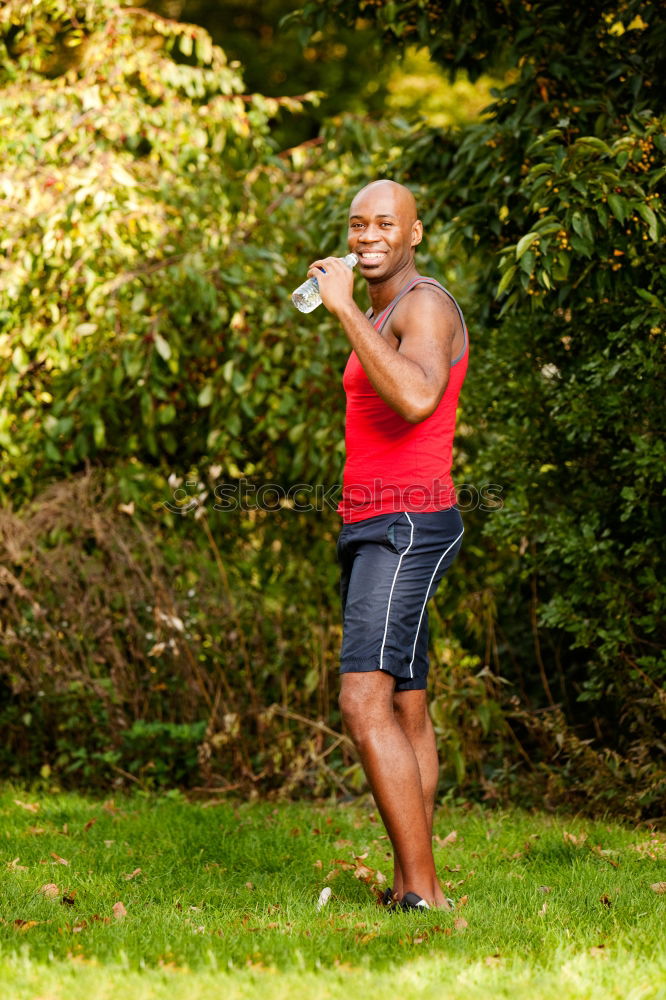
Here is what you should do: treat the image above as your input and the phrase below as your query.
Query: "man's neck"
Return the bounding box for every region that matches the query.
[367,262,420,316]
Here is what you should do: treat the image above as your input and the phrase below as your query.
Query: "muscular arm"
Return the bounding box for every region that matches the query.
[308,257,458,423]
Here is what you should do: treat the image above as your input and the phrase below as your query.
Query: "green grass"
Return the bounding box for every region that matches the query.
[1,786,666,999]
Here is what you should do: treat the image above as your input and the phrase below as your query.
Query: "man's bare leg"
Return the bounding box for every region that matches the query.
[339,671,445,906]
[390,689,448,907]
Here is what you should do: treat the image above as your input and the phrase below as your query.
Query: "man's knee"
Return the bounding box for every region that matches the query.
[339,673,392,742]
[339,683,366,737]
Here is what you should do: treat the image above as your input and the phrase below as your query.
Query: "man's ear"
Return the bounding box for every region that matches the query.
[411,219,423,247]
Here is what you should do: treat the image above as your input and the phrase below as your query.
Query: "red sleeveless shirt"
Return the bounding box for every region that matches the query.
[338,276,469,524]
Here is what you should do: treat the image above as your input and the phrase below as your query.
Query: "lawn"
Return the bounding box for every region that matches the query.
[1,786,665,999]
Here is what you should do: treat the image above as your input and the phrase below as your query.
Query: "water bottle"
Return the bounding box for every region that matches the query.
[291,253,358,313]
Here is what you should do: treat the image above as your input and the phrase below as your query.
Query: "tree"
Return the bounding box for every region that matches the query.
[292,0,666,813]
[143,0,396,148]
[0,0,349,502]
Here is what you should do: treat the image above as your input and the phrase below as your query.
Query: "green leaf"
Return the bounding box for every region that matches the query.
[12,345,29,370]
[575,136,612,156]
[497,265,516,296]
[637,203,658,241]
[515,232,539,259]
[154,333,171,362]
[198,383,214,407]
[607,194,626,224]
[636,288,663,309]
[93,416,105,448]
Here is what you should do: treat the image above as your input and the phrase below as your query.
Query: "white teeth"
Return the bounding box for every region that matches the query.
[361,253,384,259]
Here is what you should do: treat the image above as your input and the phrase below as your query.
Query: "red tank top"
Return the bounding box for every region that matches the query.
[338,276,469,524]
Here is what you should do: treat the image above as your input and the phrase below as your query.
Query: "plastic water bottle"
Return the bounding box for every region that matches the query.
[291,253,358,313]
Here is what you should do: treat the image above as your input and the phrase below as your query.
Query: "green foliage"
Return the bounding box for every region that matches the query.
[291,0,666,805]
[146,0,396,149]
[2,0,665,816]
[0,0,342,499]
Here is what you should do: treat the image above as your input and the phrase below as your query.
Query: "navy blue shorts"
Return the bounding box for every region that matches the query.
[337,508,464,692]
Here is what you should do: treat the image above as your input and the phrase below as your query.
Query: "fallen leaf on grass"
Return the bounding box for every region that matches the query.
[538,902,548,917]
[245,882,254,890]
[334,839,353,849]
[27,826,46,836]
[83,818,98,832]
[40,883,59,899]
[123,868,142,880]
[62,890,77,906]
[600,894,612,908]
[589,944,607,958]
[14,799,39,814]
[50,853,69,866]
[8,858,28,871]
[14,920,40,932]
[458,895,469,907]
[590,844,620,868]
[539,885,552,893]
[313,860,322,869]
[112,901,127,920]
[484,954,502,967]
[353,864,373,881]
[650,882,666,894]
[563,831,587,847]
[435,830,457,847]
[453,917,468,931]
[333,958,355,971]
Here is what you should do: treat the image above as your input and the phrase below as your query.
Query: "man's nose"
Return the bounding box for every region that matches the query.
[358,226,381,242]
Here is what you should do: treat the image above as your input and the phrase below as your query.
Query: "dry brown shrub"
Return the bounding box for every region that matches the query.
[0,471,353,794]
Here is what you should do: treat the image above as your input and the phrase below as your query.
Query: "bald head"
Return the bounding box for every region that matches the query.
[349,179,418,226]
[348,179,423,280]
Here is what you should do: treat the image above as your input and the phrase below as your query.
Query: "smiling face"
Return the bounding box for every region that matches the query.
[347,180,423,283]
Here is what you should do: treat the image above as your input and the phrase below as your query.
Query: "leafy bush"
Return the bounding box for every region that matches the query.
[1,0,664,817]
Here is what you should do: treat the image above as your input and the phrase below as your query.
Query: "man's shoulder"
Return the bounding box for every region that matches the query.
[397,278,461,321]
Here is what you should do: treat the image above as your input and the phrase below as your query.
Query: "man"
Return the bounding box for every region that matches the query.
[307,179,468,911]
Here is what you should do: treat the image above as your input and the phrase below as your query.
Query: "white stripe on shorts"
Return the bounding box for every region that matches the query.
[378,513,415,671]
[407,526,464,678]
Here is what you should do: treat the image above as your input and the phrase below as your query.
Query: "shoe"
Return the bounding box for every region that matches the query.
[380,886,397,908]
[399,892,430,911]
